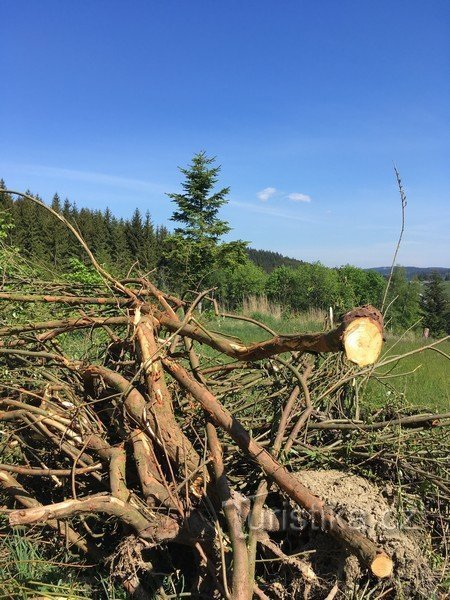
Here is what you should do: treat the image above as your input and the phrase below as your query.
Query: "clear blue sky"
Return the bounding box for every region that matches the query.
[1,0,449,267]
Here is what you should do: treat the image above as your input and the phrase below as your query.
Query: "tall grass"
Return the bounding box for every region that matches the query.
[362,338,450,412]
[242,295,283,320]
[241,295,326,326]
[0,520,126,599]
[206,305,326,350]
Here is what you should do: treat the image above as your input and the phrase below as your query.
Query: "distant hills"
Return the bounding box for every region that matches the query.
[367,266,450,280]
[248,249,449,280]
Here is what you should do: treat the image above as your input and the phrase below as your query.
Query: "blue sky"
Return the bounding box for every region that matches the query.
[1,0,449,267]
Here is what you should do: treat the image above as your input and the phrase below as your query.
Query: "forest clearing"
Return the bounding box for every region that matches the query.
[0,188,448,599]
[3,3,450,598]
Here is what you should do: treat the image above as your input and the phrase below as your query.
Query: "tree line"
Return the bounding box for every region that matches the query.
[0,179,169,275]
[1,153,448,336]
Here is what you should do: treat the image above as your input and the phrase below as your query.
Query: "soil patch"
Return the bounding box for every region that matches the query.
[293,470,436,598]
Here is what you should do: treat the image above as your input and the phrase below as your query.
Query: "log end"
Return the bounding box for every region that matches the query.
[370,552,394,578]
[343,317,383,367]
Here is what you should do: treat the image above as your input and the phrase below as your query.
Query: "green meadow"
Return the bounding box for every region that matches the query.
[204,312,449,413]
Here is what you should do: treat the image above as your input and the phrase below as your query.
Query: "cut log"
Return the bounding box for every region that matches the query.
[371,553,394,578]
[342,317,383,367]
[154,305,384,366]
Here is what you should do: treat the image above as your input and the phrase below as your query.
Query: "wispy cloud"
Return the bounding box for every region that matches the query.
[257,187,277,202]
[288,192,311,202]
[0,163,166,194]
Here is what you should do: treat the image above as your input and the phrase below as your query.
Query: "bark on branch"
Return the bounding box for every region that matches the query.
[155,305,384,367]
[0,470,96,556]
[163,358,393,579]
[82,364,200,477]
[8,494,180,542]
[207,422,250,600]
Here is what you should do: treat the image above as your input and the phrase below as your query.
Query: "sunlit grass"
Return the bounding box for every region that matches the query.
[204,312,449,412]
[363,338,450,413]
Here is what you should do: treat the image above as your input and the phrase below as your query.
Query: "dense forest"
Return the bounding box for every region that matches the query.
[0,179,169,274]
[1,162,448,336]
[247,248,304,272]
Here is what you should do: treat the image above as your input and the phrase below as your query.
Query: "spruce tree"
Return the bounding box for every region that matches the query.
[141,211,157,270]
[48,194,72,266]
[111,218,133,272]
[168,151,231,242]
[126,208,145,266]
[162,152,247,293]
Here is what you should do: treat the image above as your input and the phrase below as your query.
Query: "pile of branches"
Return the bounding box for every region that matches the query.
[0,196,449,599]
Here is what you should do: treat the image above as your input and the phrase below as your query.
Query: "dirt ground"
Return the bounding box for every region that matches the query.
[290,470,437,598]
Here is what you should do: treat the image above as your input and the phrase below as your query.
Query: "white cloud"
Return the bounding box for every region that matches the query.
[288,192,311,202]
[257,187,277,202]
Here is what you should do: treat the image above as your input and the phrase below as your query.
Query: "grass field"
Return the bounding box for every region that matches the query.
[365,338,449,412]
[205,312,449,412]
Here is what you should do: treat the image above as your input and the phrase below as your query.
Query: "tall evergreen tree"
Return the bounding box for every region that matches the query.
[111,217,133,271]
[168,151,231,242]
[162,152,247,293]
[141,211,157,270]
[126,208,145,266]
[48,194,73,265]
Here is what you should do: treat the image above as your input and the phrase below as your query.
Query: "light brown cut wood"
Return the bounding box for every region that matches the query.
[343,317,383,367]
[371,553,394,578]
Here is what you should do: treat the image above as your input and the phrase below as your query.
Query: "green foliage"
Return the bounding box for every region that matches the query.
[337,265,385,309]
[168,151,231,241]
[212,258,266,306]
[265,263,385,315]
[65,257,104,285]
[266,263,340,311]
[0,210,13,241]
[384,267,421,331]
[420,272,449,336]
[161,152,248,293]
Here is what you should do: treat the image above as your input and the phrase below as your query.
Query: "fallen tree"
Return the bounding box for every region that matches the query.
[0,192,448,599]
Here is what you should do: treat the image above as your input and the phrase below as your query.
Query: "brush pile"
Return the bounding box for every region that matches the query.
[0,203,449,599]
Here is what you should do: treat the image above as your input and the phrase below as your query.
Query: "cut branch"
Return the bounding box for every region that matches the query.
[155,305,384,367]
[82,364,200,477]
[163,358,393,578]
[207,421,250,600]
[0,315,129,337]
[135,316,201,476]
[8,494,180,542]
[0,470,94,556]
